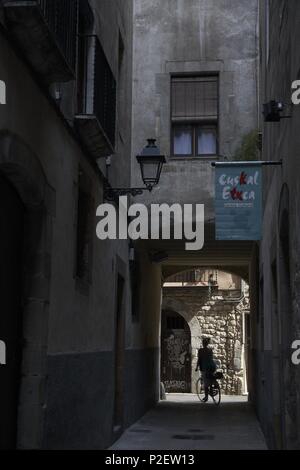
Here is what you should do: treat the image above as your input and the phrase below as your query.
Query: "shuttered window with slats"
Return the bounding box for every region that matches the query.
[171,76,219,157]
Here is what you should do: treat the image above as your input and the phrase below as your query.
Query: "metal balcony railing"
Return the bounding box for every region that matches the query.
[76,35,117,157]
[168,269,218,285]
[38,0,78,73]
[4,0,78,82]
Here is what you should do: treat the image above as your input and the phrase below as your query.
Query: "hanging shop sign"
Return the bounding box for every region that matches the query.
[214,162,262,241]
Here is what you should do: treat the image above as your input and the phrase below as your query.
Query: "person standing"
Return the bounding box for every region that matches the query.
[195,337,216,402]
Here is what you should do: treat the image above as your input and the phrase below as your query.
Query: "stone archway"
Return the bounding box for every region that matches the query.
[0,131,55,449]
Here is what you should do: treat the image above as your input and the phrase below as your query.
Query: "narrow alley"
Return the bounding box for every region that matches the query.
[111,395,267,450]
[0,0,300,453]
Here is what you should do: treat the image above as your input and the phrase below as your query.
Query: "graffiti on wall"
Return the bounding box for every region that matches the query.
[164,380,186,391]
[164,333,189,371]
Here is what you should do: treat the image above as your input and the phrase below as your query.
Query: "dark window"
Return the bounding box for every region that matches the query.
[77,35,117,149]
[40,0,78,73]
[171,76,218,157]
[76,2,116,150]
[75,169,93,285]
[166,315,185,330]
[130,254,140,323]
[78,0,94,35]
[77,0,94,111]
[114,274,125,426]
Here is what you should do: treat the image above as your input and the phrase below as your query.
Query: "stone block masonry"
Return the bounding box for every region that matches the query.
[198,300,244,395]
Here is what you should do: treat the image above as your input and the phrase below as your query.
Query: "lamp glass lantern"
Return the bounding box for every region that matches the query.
[136,139,166,190]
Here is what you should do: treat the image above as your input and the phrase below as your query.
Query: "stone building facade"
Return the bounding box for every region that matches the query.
[0,0,162,450]
[254,0,300,450]
[3,0,300,451]
[131,0,259,215]
[130,0,259,412]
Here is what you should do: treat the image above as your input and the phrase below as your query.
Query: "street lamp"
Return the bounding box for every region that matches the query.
[137,139,166,189]
[104,139,166,201]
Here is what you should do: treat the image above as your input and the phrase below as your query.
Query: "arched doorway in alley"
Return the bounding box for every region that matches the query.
[161,268,250,396]
[0,175,24,449]
[0,132,54,449]
[161,310,191,393]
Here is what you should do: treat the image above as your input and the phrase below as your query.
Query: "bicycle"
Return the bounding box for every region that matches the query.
[196,371,223,406]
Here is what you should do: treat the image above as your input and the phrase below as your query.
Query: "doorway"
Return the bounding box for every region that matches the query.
[161,311,191,393]
[113,274,125,430]
[0,175,24,449]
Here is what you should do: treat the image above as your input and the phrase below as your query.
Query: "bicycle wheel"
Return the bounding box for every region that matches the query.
[196,377,206,401]
[210,380,221,406]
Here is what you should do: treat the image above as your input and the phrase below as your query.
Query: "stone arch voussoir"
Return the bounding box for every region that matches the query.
[0,131,55,449]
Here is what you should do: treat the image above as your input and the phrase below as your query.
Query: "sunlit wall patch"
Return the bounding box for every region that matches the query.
[0,79,6,105]
[0,340,6,366]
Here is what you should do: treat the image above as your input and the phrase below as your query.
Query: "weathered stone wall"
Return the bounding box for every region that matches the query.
[162,287,250,395]
[258,0,300,449]
[131,0,259,213]
[198,294,248,395]
[0,0,162,450]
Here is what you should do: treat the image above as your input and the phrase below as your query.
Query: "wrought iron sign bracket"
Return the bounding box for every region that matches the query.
[211,160,283,167]
[104,182,153,202]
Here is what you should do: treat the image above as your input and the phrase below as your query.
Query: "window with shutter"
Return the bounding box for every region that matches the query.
[171,76,219,157]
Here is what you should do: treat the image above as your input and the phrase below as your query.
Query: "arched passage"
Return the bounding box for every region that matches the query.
[136,234,256,405]
[162,269,250,396]
[0,131,55,449]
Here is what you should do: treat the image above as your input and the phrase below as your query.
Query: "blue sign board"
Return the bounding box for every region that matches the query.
[215,162,262,241]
